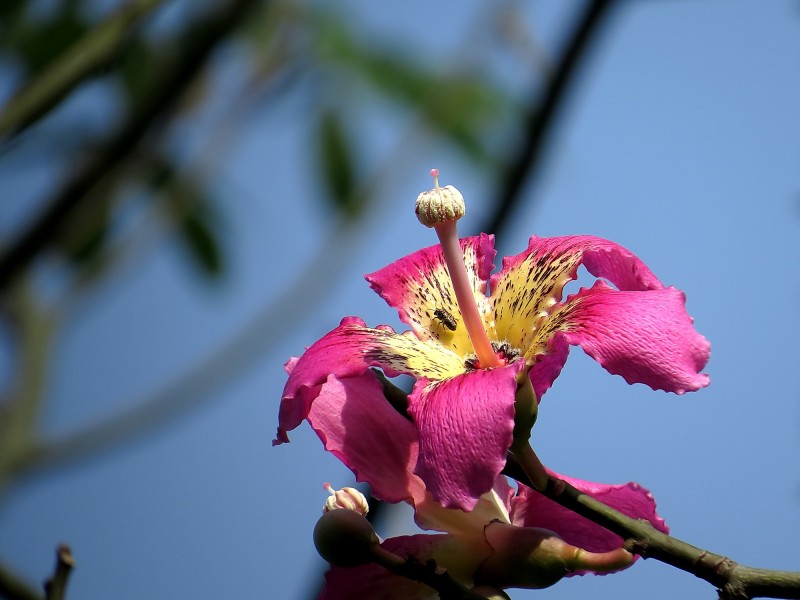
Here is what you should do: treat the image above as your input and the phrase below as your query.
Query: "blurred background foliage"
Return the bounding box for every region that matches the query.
[0,1,609,597]
[2,1,799,599]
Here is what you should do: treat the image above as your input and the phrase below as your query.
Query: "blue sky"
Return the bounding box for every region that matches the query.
[1,1,798,599]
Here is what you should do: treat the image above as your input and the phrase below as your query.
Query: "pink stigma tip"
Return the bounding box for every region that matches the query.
[430,168,439,178]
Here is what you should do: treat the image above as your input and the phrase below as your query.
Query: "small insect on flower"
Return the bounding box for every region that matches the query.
[433,308,457,331]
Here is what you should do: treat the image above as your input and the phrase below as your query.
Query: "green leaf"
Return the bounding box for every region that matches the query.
[316,108,360,216]
[54,195,113,268]
[147,156,225,279]
[117,38,159,110]
[12,7,87,76]
[179,209,223,277]
[313,15,511,166]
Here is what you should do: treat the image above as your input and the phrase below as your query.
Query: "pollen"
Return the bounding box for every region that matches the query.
[415,168,466,227]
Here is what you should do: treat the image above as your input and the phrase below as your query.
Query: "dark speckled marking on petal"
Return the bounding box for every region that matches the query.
[491,242,582,353]
[367,238,494,358]
[357,327,466,381]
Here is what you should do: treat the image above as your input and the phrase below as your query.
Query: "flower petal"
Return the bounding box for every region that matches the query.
[320,534,484,600]
[307,372,425,504]
[544,281,710,393]
[526,335,570,400]
[414,477,513,540]
[490,235,664,354]
[305,373,512,538]
[367,235,496,357]
[276,318,465,444]
[408,363,523,511]
[511,473,668,555]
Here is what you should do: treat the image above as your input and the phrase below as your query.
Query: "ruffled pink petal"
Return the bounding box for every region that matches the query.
[320,534,482,600]
[408,363,523,511]
[512,235,662,291]
[307,372,425,504]
[553,281,710,393]
[367,235,496,357]
[490,234,664,353]
[527,335,570,401]
[304,372,515,536]
[275,318,464,445]
[510,472,668,555]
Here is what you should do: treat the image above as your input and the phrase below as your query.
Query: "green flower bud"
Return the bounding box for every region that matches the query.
[313,508,380,567]
[476,523,570,590]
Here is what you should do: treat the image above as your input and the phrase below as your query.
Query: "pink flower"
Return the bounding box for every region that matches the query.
[276,232,709,510]
[308,371,668,599]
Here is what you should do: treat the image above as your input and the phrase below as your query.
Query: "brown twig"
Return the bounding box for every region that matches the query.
[0,561,42,600]
[43,546,74,600]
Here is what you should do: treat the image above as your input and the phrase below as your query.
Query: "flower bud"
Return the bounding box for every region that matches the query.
[323,483,369,515]
[476,522,635,589]
[415,169,465,227]
[313,508,380,567]
[476,523,570,589]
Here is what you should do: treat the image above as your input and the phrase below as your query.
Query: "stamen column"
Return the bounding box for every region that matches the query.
[416,169,501,368]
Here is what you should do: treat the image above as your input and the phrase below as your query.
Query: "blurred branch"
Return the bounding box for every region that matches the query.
[0,0,166,140]
[4,113,428,480]
[0,0,261,292]
[508,453,800,600]
[9,217,362,477]
[0,561,42,600]
[0,284,58,494]
[5,0,500,479]
[484,0,618,238]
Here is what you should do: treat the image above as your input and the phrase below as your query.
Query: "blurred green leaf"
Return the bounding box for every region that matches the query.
[117,38,159,110]
[148,157,225,279]
[54,194,113,269]
[313,14,510,166]
[0,1,27,45]
[10,6,87,76]
[179,209,223,277]
[316,108,360,216]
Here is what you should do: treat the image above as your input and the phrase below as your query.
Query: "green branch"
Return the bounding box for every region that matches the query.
[0,0,260,291]
[0,0,167,139]
[509,449,800,599]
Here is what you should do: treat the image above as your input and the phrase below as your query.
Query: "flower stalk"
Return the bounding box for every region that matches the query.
[513,441,549,492]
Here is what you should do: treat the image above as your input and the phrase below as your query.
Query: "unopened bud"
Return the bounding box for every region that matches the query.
[476,523,570,590]
[322,483,369,515]
[415,169,465,227]
[313,508,380,567]
[476,522,635,589]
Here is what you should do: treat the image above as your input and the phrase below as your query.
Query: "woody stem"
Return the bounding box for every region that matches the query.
[433,221,501,368]
[514,442,549,492]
